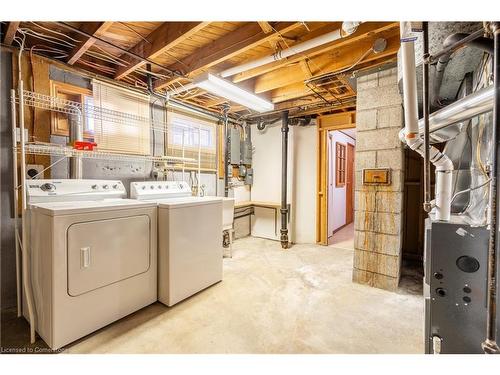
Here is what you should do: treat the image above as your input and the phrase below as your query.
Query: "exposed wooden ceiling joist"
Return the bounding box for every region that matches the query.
[153,22,303,91]
[254,31,400,94]
[230,22,399,83]
[67,22,114,65]
[3,22,20,45]
[114,22,209,80]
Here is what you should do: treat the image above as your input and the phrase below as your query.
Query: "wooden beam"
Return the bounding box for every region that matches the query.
[154,22,302,90]
[257,21,274,34]
[231,22,399,83]
[3,22,20,45]
[67,22,113,65]
[206,97,229,108]
[114,22,208,80]
[255,31,400,94]
[258,21,282,51]
[274,93,356,111]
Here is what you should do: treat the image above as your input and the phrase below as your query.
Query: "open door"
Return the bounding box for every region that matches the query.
[316,112,356,245]
[346,143,355,224]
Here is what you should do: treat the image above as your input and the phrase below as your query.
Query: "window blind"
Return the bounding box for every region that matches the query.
[92,80,151,155]
[165,108,218,171]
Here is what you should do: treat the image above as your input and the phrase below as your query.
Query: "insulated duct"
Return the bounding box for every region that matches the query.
[432,32,493,108]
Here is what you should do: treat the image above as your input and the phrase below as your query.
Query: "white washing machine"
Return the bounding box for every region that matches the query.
[130,181,223,306]
[25,179,157,349]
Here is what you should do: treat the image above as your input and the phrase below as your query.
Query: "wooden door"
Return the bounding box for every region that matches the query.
[345,143,355,224]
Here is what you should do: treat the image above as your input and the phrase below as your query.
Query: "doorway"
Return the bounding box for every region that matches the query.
[316,112,356,245]
[327,129,356,246]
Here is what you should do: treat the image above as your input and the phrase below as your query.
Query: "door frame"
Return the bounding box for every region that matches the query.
[316,111,356,245]
[345,142,355,225]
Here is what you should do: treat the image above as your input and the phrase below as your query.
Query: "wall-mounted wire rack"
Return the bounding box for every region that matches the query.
[16,89,172,134]
[19,142,196,163]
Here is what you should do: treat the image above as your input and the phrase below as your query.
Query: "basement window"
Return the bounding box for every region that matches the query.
[336,142,346,187]
[166,110,217,171]
[92,80,151,155]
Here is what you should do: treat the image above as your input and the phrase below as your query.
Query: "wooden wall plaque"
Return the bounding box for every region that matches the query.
[362,168,391,185]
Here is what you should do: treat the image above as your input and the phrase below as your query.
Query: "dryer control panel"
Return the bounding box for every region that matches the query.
[130,181,192,200]
[27,179,127,203]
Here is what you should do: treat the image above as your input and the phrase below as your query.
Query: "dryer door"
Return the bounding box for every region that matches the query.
[67,215,151,296]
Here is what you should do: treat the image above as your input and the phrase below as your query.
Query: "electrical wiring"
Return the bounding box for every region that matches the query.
[118,22,152,45]
[451,178,492,204]
[29,21,82,43]
[18,27,75,48]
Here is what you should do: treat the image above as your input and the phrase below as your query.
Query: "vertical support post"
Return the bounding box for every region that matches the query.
[422,22,432,213]
[483,22,500,355]
[69,111,83,179]
[19,80,36,344]
[182,129,186,182]
[11,89,21,317]
[223,105,230,197]
[198,124,201,196]
[280,110,290,249]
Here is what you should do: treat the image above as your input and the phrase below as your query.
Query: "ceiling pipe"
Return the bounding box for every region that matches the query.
[219,22,362,79]
[167,22,362,99]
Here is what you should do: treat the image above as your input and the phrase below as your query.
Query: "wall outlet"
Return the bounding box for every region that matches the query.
[26,164,44,179]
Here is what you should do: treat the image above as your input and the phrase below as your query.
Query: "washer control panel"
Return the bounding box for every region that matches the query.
[27,179,127,203]
[130,181,192,200]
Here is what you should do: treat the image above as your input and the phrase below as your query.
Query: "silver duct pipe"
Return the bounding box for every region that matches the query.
[397,85,494,144]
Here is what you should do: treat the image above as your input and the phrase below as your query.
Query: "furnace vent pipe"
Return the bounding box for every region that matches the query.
[219,22,362,79]
[399,22,453,221]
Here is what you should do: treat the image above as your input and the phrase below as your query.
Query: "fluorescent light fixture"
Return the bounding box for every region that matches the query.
[193,73,274,113]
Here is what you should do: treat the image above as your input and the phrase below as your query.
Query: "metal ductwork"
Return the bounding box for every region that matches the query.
[397,85,494,144]
[432,32,493,108]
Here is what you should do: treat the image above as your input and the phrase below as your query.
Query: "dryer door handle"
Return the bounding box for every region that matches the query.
[80,247,91,269]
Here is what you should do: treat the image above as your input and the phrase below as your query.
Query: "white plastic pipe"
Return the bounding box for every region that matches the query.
[168,22,362,98]
[219,22,362,78]
[399,22,453,221]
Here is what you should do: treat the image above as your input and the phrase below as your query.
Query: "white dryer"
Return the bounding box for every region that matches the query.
[25,179,157,349]
[131,181,223,306]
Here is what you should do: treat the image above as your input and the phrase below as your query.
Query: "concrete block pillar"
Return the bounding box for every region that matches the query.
[352,67,405,292]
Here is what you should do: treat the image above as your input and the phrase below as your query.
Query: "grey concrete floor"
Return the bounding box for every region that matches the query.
[1,237,424,354]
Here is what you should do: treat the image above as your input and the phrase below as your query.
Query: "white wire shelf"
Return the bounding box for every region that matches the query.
[19,143,196,164]
[16,90,172,133]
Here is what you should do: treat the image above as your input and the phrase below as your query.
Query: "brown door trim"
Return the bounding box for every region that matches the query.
[316,112,356,245]
[346,142,355,225]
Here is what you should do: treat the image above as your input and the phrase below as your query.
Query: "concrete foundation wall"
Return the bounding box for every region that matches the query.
[352,67,405,292]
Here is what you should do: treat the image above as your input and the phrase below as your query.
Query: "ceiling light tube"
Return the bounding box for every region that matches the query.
[193,73,274,113]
